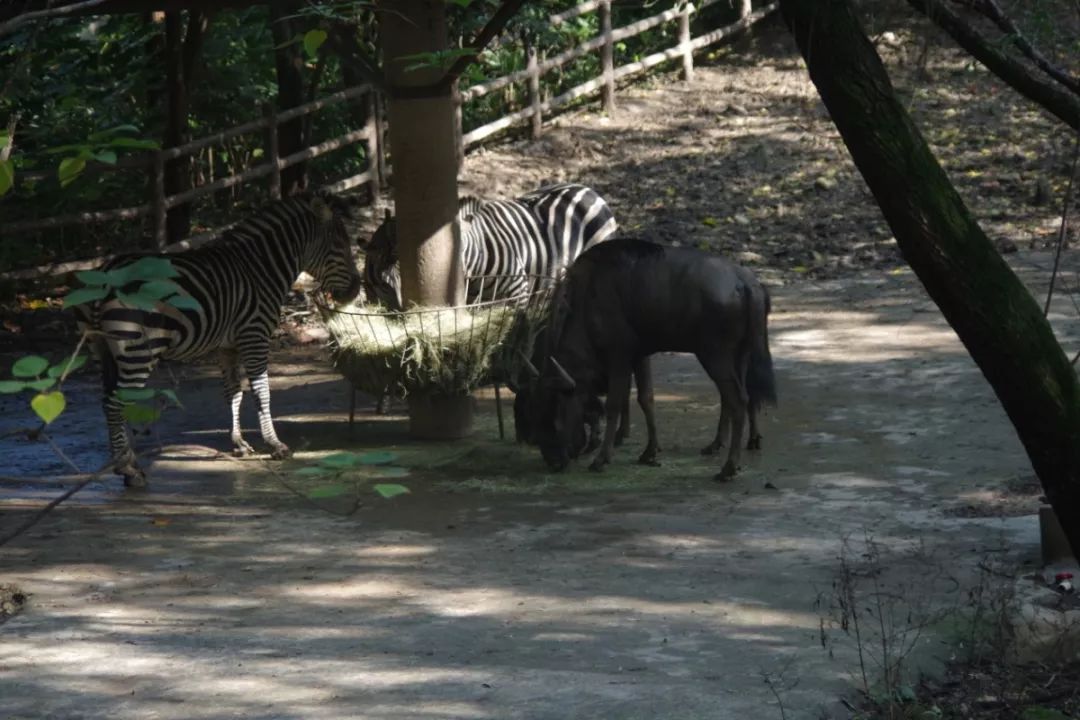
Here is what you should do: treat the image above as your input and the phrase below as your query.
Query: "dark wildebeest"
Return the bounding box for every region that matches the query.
[533,238,776,481]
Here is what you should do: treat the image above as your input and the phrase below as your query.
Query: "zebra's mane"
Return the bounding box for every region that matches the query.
[211,194,334,250]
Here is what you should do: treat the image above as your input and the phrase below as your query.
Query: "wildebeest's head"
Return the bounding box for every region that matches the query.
[535,355,590,472]
[361,210,404,309]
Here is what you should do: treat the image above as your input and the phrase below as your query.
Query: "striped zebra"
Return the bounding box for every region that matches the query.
[75,193,363,487]
[362,182,618,309]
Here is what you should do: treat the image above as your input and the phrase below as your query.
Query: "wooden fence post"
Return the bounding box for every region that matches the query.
[679,3,694,81]
[600,0,615,115]
[374,91,388,189]
[264,102,281,200]
[525,36,542,139]
[364,90,381,202]
[151,149,167,250]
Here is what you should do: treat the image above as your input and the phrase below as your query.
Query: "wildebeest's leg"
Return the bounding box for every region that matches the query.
[589,361,632,472]
[614,386,630,447]
[746,402,762,451]
[634,356,660,466]
[221,349,255,457]
[239,334,292,460]
[584,393,603,453]
[101,343,146,488]
[697,347,748,480]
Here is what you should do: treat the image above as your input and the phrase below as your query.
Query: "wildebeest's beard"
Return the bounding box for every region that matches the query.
[539,385,588,471]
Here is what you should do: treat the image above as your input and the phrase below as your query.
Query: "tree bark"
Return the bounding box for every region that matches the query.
[378,0,465,308]
[908,0,1080,131]
[162,10,207,244]
[269,2,308,195]
[780,0,1080,557]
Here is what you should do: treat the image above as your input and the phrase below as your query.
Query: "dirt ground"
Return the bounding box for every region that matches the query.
[3,14,1080,720]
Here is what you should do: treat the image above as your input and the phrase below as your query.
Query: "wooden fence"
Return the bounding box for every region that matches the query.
[2,0,777,279]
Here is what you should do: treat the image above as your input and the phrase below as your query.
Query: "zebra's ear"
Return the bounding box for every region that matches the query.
[309,195,335,224]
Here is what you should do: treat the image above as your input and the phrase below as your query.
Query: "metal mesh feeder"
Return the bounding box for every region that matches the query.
[318,275,557,439]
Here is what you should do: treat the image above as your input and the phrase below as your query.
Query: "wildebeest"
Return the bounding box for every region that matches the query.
[533,238,776,481]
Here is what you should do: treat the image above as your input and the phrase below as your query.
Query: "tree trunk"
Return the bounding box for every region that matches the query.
[162,10,207,244]
[378,0,465,308]
[779,0,1080,558]
[269,2,307,195]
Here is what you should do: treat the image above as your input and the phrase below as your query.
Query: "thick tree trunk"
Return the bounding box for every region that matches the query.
[162,10,207,243]
[779,0,1080,557]
[269,2,307,195]
[908,0,1080,131]
[378,0,465,308]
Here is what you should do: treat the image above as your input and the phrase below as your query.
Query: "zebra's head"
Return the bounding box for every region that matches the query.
[360,210,404,310]
[303,193,364,305]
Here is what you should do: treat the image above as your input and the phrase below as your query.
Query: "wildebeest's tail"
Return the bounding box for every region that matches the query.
[747,283,777,411]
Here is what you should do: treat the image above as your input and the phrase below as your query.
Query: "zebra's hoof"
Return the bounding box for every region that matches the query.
[122,468,148,489]
[232,442,256,457]
[271,445,293,461]
[713,461,738,482]
[588,457,608,473]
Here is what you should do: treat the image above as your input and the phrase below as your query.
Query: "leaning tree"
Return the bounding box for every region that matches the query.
[779,0,1080,557]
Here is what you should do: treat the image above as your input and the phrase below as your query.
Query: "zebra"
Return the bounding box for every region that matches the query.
[362,182,618,310]
[74,193,363,487]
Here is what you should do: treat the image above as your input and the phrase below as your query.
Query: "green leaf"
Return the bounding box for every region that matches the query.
[373,483,410,499]
[138,279,182,300]
[116,291,158,311]
[357,450,398,466]
[0,158,13,197]
[166,295,201,311]
[25,377,57,391]
[47,354,88,378]
[295,466,329,477]
[31,391,66,424]
[122,403,160,425]
[303,29,327,59]
[88,124,140,142]
[58,156,86,187]
[74,269,110,287]
[63,286,110,308]
[158,388,183,408]
[106,137,160,150]
[319,452,361,469]
[0,380,27,394]
[93,150,118,165]
[117,256,180,282]
[116,387,155,401]
[12,355,49,378]
[307,483,350,499]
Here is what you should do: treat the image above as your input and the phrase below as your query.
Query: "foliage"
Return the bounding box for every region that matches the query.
[295,450,411,500]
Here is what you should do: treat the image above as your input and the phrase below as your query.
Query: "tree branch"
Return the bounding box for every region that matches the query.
[1044,133,1079,316]
[441,0,530,86]
[326,23,387,93]
[0,0,110,37]
[956,0,1080,97]
[909,0,1080,131]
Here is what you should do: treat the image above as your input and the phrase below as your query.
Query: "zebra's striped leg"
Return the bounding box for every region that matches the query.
[221,350,255,457]
[247,370,291,460]
[100,348,146,487]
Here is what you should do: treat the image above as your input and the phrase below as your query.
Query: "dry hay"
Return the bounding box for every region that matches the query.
[324,301,535,398]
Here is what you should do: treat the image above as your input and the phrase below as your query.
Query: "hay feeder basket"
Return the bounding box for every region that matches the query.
[318,274,558,440]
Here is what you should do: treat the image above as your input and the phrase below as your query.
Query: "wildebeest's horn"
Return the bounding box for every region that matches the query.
[516,350,540,377]
[549,356,575,389]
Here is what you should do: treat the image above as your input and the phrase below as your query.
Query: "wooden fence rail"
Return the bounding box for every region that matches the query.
[3,0,777,279]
